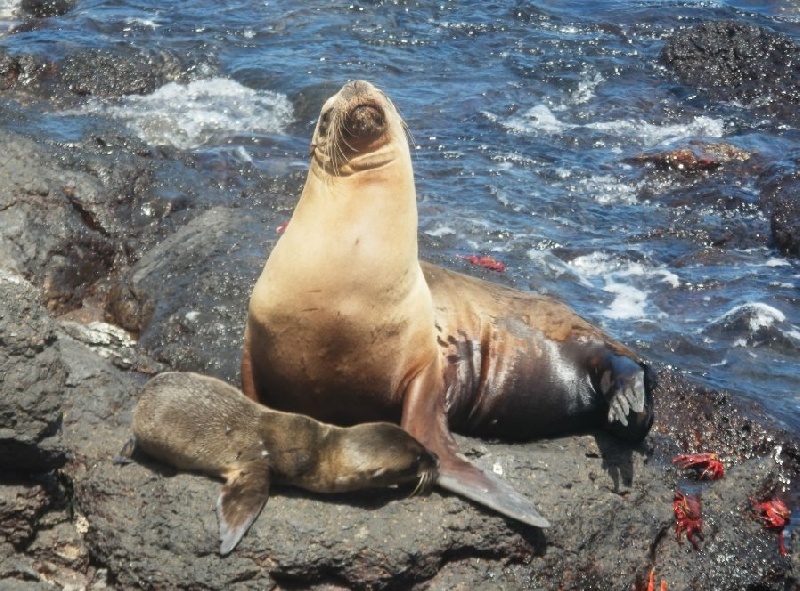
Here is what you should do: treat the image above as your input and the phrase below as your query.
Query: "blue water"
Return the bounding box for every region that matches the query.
[2,1,799,429]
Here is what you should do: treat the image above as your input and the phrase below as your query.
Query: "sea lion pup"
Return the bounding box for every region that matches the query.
[241,80,654,528]
[127,372,438,555]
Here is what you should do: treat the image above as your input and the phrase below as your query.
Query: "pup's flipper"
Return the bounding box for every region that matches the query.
[217,446,271,556]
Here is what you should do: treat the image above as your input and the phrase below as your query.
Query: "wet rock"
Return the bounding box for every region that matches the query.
[759,169,800,258]
[661,21,800,115]
[650,368,800,481]
[60,48,184,98]
[624,142,753,174]
[0,51,45,91]
[19,0,76,18]
[0,271,66,472]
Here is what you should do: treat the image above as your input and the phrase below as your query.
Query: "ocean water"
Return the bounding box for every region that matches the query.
[1,0,799,429]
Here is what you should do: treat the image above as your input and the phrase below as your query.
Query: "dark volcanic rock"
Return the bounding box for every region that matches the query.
[19,0,76,18]
[662,21,800,114]
[0,297,143,589]
[111,206,278,382]
[0,51,45,91]
[0,271,66,472]
[72,375,800,590]
[0,130,118,313]
[759,169,800,258]
[59,48,184,98]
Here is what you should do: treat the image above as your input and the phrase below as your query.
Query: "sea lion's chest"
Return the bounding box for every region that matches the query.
[248,251,435,424]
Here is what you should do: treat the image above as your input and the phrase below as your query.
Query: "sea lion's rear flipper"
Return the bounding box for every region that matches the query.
[437,456,550,528]
[217,450,271,555]
[113,437,137,465]
[401,365,550,528]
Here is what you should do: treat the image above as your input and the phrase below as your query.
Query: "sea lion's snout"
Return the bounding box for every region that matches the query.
[410,449,439,496]
[344,103,385,141]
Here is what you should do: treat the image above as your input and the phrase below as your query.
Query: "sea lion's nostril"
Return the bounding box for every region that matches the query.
[344,104,385,140]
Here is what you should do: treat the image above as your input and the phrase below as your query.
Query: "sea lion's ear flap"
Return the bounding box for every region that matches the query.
[217,458,271,556]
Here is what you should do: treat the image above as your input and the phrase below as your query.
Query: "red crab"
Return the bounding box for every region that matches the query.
[646,570,667,591]
[749,497,791,556]
[674,491,703,550]
[456,254,507,272]
[672,452,724,480]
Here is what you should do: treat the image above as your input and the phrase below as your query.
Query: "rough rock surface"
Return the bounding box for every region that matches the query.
[0,271,66,472]
[59,48,185,98]
[759,168,800,258]
[0,130,117,313]
[114,206,276,381]
[662,21,800,114]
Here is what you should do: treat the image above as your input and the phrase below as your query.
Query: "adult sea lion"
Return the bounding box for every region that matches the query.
[126,372,438,555]
[241,80,654,528]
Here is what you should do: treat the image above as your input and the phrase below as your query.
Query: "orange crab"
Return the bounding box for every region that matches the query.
[674,491,703,550]
[456,254,507,272]
[749,497,791,556]
[647,570,667,591]
[672,452,724,480]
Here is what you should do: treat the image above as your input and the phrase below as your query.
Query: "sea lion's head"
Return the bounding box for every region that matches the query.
[328,422,438,494]
[310,80,409,175]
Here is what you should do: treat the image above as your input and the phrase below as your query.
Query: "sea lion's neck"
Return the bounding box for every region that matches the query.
[294,154,418,259]
[263,149,420,297]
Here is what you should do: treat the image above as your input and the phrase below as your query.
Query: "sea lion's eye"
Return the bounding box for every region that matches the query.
[319,110,331,134]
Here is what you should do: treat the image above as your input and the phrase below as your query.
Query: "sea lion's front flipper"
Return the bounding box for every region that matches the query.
[601,353,654,442]
[401,366,550,528]
[217,448,271,555]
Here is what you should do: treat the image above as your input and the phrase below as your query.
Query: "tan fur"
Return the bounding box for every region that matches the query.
[243,80,440,426]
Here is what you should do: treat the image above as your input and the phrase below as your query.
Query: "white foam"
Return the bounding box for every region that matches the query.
[570,72,604,106]
[0,0,19,24]
[89,78,294,150]
[424,225,457,237]
[504,105,574,135]
[586,116,724,145]
[716,302,786,332]
[568,252,678,320]
[575,174,638,205]
[500,104,724,147]
[122,16,162,30]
